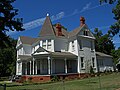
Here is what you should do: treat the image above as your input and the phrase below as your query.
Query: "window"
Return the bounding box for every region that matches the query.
[81,57,84,68]
[83,30,88,36]
[99,59,103,66]
[92,57,95,67]
[42,40,46,49]
[79,40,82,49]
[91,41,93,51]
[47,39,51,50]
[72,41,75,51]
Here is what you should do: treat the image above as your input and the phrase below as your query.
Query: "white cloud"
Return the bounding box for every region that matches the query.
[8,2,108,35]
[69,3,108,17]
[81,2,91,12]
[8,11,65,35]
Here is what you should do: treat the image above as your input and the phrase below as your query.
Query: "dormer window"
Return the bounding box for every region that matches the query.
[84,30,88,36]
[42,40,46,49]
[47,39,51,50]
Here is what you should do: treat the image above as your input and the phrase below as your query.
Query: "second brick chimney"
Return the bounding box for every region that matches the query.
[56,23,62,36]
[80,16,85,27]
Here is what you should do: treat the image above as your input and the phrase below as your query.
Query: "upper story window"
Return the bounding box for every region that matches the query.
[18,48,23,55]
[91,41,93,51]
[72,41,75,51]
[47,39,51,50]
[79,40,82,50]
[83,30,88,36]
[42,40,46,49]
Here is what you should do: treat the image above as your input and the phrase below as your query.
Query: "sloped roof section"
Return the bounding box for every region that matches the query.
[96,52,113,58]
[50,52,77,58]
[39,16,55,37]
[20,36,39,45]
[68,24,85,38]
[18,55,32,60]
[53,26,68,38]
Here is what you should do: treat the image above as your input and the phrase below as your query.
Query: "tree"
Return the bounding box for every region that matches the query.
[0,37,17,76]
[0,0,24,48]
[111,48,120,64]
[100,0,116,4]
[100,0,120,37]
[93,28,115,54]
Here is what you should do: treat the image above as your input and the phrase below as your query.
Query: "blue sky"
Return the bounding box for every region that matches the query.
[9,0,119,48]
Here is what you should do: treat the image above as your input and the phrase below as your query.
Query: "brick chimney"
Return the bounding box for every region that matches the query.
[80,16,85,27]
[56,23,62,36]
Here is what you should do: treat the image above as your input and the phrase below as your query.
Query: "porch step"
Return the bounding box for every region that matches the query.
[12,75,22,82]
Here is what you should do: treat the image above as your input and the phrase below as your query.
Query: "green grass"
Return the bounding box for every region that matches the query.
[1,73,120,90]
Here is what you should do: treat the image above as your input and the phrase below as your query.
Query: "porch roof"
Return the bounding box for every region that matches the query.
[96,52,112,58]
[33,51,77,59]
[50,52,77,58]
[18,55,32,61]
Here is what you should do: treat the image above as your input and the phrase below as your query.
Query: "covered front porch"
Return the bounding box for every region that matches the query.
[17,52,78,76]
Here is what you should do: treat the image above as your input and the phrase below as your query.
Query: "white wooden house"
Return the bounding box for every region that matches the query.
[16,14,114,82]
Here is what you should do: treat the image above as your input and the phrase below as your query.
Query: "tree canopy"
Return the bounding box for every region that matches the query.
[0,0,24,48]
[93,28,115,54]
[100,0,120,37]
[0,37,17,76]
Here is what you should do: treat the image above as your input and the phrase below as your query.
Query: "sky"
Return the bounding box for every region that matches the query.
[8,0,119,48]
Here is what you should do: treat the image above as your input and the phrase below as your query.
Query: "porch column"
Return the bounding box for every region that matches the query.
[48,57,51,74]
[65,58,67,73]
[30,61,32,75]
[33,58,35,75]
[77,57,80,73]
[35,60,37,75]
[25,62,27,75]
[51,58,52,74]
[21,62,23,75]
[16,62,18,75]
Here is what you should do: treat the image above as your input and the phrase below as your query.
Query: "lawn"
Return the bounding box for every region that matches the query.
[1,73,120,90]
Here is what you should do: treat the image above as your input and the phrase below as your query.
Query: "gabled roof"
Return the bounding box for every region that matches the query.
[68,25,83,38]
[68,24,95,39]
[96,52,113,58]
[39,16,55,37]
[20,36,39,45]
[68,24,89,38]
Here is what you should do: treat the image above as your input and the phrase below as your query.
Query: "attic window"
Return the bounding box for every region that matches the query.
[83,30,88,36]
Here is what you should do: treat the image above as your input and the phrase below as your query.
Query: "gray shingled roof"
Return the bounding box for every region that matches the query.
[38,16,90,38]
[53,26,68,38]
[50,52,77,58]
[39,16,56,37]
[68,25,85,38]
[20,36,39,45]
[18,55,32,60]
[96,52,113,57]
